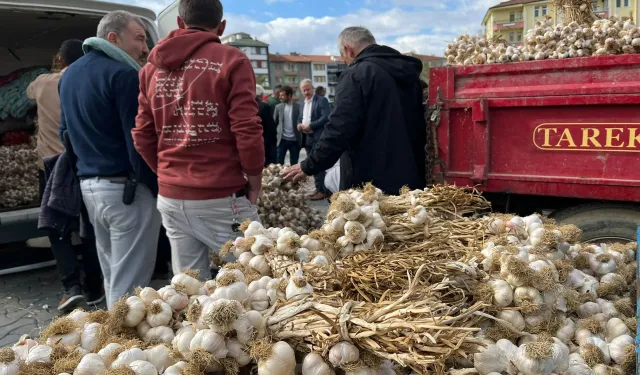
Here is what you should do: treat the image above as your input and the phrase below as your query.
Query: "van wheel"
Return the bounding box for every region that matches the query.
[551,204,640,243]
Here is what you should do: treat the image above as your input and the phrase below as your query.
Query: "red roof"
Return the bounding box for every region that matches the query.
[268,54,310,63]
[303,54,344,63]
[489,0,545,9]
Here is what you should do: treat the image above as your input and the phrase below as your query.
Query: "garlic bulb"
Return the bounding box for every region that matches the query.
[145,326,175,344]
[190,329,228,358]
[98,343,123,366]
[80,322,101,352]
[212,281,249,303]
[489,279,513,307]
[232,314,254,344]
[143,345,176,373]
[474,344,512,375]
[605,318,630,342]
[164,361,187,375]
[159,287,189,312]
[408,205,428,225]
[74,353,105,375]
[552,338,570,373]
[608,334,634,364]
[303,353,336,375]
[577,302,601,318]
[226,338,252,367]
[137,321,152,339]
[138,287,161,305]
[257,341,296,375]
[301,235,321,252]
[556,318,576,343]
[111,348,146,368]
[146,299,172,327]
[328,341,360,367]
[26,344,53,364]
[589,254,617,275]
[68,309,89,325]
[238,251,254,267]
[250,289,270,311]
[124,296,147,327]
[0,348,18,375]
[46,330,80,347]
[286,270,313,300]
[249,255,271,276]
[129,360,159,375]
[513,286,543,308]
[297,247,311,262]
[580,336,610,365]
[253,235,275,255]
[246,310,267,339]
[12,335,37,361]
[497,310,526,331]
[172,330,195,358]
[344,221,367,244]
[513,343,554,375]
[171,273,203,295]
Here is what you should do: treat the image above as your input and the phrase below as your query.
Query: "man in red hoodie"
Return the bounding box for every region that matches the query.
[133,0,264,279]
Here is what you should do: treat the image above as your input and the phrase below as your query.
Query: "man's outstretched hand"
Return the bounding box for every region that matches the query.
[281,163,307,182]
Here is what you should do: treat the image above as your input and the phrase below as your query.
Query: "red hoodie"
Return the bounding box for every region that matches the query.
[133,29,264,200]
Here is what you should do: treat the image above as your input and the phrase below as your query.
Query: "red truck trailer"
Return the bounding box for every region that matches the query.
[428,54,640,242]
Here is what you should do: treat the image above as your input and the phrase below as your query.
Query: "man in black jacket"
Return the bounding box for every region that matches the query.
[256,85,277,166]
[282,27,426,194]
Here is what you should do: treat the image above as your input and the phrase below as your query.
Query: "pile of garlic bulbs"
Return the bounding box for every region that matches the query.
[0,140,39,209]
[257,164,324,234]
[446,16,640,65]
[468,213,637,375]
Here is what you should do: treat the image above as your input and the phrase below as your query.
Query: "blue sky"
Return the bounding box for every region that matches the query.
[122,0,504,56]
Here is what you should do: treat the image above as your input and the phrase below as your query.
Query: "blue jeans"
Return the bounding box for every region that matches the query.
[277,139,301,165]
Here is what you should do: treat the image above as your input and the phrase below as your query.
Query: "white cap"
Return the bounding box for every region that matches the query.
[255,84,265,97]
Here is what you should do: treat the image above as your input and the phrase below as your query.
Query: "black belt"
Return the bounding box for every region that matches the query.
[233,189,246,198]
[79,176,129,184]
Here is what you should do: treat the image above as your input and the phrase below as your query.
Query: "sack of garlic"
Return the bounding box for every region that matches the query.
[3,184,637,375]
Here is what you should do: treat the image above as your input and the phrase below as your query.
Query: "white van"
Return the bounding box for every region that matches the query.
[0,0,158,271]
[157,0,179,38]
[0,0,158,76]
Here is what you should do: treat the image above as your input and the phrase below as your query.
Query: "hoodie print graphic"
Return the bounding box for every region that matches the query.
[152,58,225,147]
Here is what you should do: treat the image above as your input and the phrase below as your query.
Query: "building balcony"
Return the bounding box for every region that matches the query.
[327,68,341,73]
[593,8,609,17]
[493,19,524,31]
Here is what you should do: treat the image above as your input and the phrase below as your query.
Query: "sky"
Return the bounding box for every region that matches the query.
[120,0,505,56]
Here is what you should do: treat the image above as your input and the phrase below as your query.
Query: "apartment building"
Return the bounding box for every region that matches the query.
[221,32,271,88]
[404,53,447,82]
[268,53,312,97]
[304,55,331,88]
[482,0,557,44]
[483,0,637,44]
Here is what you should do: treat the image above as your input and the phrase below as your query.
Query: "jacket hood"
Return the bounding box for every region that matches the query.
[149,29,221,71]
[353,44,422,84]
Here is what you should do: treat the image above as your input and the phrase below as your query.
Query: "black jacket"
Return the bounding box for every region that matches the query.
[257,99,277,160]
[301,44,426,194]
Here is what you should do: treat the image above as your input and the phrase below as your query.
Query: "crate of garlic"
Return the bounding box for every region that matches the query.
[445,17,640,65]
[0,184,637,375]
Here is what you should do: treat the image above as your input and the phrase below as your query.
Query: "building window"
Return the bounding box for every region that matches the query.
[251,60,258,68]
[509,11,522,21]
[534,6,539,16]
[542,5,548,15]
[534,5,547,16]
[517,31,523,42]
[313,64,325,71]
[509,32,515,42]
[624,0,629,6]
[314,76,326,83]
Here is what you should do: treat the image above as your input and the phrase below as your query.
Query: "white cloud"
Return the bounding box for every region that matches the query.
[129,0,504,56]
[265,0,294,4]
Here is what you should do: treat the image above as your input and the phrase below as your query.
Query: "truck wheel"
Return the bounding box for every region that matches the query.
[552,204,640,243]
